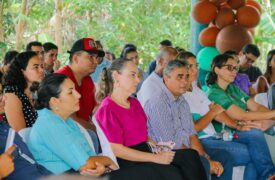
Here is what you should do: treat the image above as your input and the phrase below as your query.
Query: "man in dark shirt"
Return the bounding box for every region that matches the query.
[239,44,262,83]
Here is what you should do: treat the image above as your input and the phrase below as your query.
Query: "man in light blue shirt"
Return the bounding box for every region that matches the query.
[143,60,233,180]
[137,47,178,106]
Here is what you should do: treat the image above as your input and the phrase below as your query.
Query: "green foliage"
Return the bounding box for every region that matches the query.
[0,0,274,72]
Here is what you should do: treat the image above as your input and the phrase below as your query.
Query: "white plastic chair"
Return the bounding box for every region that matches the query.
[18,127,32,143]
[76,123,96,153]
[91,116,119,167]
[254,93,268,108]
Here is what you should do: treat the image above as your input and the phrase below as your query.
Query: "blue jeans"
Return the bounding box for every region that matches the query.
[200,148,233,180]
[201,128,275,180]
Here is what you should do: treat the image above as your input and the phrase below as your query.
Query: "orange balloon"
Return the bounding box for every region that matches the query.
[192,1,218,24]
[246,0,262,14]
[237,5,260,28]
[199,26,220,46]
[228,0,246,9]
[216,24,253,53]
[215,8,235,29]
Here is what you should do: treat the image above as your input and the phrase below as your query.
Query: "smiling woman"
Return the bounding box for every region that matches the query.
[3,51,44,132]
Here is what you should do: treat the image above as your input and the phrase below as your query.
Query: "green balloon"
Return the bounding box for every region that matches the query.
[197,47,219,71]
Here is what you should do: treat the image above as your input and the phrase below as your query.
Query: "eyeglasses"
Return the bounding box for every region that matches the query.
[222,64,240,72]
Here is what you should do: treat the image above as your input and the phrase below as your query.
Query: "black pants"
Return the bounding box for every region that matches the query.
[108,142,207,180]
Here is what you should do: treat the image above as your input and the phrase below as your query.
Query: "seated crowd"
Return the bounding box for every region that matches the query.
[0,38,275,180]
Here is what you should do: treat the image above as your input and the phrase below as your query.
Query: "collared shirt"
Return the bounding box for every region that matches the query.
[91,58,111,83]
[144,82,197,149]
[28,108,96,174]
[207,83,250,133]
[137,71,162,107]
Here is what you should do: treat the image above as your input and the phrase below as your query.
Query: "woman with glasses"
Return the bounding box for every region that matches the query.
[179,52,273,180]
[3,51,44,131]
[206,54,275,180]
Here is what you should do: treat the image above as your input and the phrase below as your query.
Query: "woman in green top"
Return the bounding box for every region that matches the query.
[206,54,275,180]
[207,54,275,131]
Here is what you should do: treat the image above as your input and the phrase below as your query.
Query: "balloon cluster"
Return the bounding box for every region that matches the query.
[192,0,262,71]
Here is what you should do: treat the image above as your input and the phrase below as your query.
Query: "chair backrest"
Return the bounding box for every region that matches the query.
[254,93,268,108]
[18,127,32,143]
[76,123,96,153]
[91,116,119,167]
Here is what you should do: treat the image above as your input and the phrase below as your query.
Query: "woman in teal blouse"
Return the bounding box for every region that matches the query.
[27,74,117,176]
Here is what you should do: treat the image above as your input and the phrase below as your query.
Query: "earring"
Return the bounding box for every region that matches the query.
[55,106,59,111]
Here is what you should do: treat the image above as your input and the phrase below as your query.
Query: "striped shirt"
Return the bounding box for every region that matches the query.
[144,82,197,149]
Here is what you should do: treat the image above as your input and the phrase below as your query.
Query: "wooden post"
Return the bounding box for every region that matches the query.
[54,0,63,53]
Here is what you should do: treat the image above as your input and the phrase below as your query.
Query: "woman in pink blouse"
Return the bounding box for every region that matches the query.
[95,58,207,180]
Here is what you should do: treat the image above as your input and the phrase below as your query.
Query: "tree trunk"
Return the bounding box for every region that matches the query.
[15,0,28,51]
[54,0,63,53]
[0,0,4,42]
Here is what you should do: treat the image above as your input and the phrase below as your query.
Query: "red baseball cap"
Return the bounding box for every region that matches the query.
[67,38,105,57]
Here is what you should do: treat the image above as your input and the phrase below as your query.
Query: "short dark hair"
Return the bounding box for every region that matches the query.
[242,44,260,57]
[121,46,137,59]
[43,42,58,53]
[120,44,137,58]
[3,50,19,65]
[160,40,172,47]
[36,74,68,110]
[26,41,43,51]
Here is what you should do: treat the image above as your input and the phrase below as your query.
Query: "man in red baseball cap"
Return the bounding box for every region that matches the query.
[56,38,105,131]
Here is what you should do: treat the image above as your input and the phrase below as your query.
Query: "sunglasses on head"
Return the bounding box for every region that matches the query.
[222,64,239,72]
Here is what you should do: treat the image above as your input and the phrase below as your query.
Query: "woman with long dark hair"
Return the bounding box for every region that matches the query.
[3,51,44,131]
